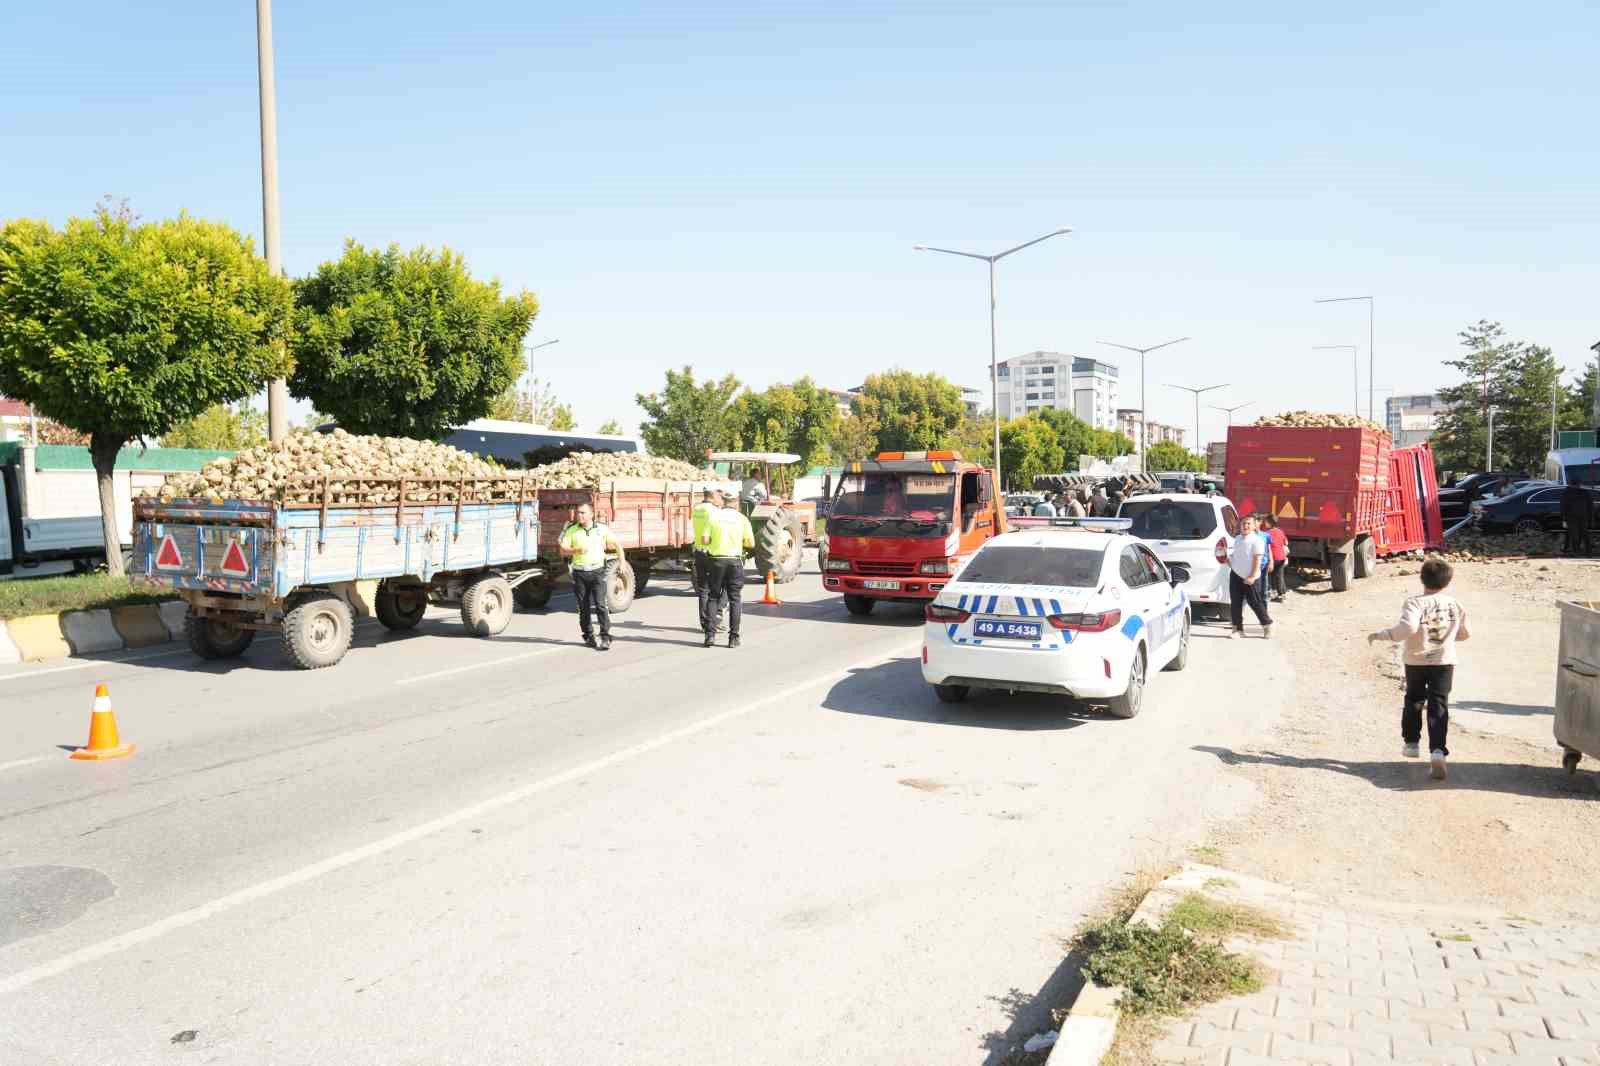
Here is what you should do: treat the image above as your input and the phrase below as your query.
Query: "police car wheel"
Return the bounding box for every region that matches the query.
[1106,646,1146,719]
[1163,613,1190,672]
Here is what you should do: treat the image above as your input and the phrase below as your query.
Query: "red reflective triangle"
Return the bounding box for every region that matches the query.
[219,538,249,576]
[155,534,183,569]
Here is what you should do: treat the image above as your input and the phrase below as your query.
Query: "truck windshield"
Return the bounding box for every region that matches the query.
[1565,464,1600,487]
[829,472,955,537]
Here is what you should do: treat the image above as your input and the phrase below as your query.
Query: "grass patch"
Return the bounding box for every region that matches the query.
[1202,877,1236,892]
[1079,916,1264,1017]
[1166,892,1290,940]
[1435,932,1473,943]
[0,573,174,619]
[1190,844,1224,862]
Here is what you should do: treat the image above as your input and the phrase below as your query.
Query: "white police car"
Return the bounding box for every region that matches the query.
[920,521,1191,718]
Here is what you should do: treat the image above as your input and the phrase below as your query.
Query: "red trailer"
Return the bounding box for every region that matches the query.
[1224,426,1442,591]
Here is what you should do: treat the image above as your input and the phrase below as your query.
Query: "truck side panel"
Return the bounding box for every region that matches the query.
[1225,426,1390,541]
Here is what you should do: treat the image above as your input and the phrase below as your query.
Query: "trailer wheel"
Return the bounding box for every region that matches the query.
[185,612,255,659]
[461,574,514,637]
[283,593,354,669]
[375,583,427,630]
[606,559,637,613]
[632,563,652,595]
[1329,551,1353,592]
[1353,536,1377,579]
[513,578,553,610]
[1562,747,1582,775]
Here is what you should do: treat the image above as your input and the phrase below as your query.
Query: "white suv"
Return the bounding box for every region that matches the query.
[1116,493,1241,616]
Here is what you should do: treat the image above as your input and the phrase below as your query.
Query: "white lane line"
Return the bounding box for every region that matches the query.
[0,646,192,684]
[0,755,51,773]
[0,639,918,996]
[394,645,568,685]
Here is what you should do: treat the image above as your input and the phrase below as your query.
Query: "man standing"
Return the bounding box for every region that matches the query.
[1560,482,1592,555]
[1228,513,1273,639]
[1092,485,1113,517]
[703,494,755,648]
[560,502,621,650]
[1032,495,1057,518]
[691,488,721,634]
[1064,489,1087,518]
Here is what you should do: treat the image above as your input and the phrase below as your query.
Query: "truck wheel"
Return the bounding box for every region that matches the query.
[460,574,514,637]
[844,594,875,616]
[1106,647,1146,719]
[934,683,969,703]
[1562,747,1582,775]
[1353,536,1377,579]
[283,593,354,669]
[755,506,803,583]
[185,612,255,659]
[632,563,652,595]
[375,583,427,630]
[1329,551,1353,592]
[1163,612,1190,672]
[606,559,637,613]
[513,578,553,610]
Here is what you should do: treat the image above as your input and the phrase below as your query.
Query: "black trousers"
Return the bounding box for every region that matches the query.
[704,557,745,638]
[1229,571,1272,630]
[572,565,611,640]
[1403,664,1452,755]
[1564,519,1590,555]
[1270,558,1289,598]
[692,551,710,632]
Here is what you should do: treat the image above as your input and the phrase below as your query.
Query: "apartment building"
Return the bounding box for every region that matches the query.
[1115,408,1186,450]
[993,352,1120,429]
[1385,393,1447,447]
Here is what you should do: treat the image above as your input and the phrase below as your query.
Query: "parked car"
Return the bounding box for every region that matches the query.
[1439,471,1530,524]
[1115,493,1238,618]
[920,524,1191,718]
[1473,484,1599,534]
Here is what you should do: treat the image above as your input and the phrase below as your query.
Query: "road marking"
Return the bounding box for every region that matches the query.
[0,639,918,996]
[0,755,50,773]
[0,647,192,684]
[394,645,568,685]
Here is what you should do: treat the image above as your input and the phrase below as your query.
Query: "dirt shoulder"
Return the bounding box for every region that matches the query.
[1197,554,1600,920]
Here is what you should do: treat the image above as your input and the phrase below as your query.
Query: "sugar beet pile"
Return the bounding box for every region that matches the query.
[1253,411,1388,433]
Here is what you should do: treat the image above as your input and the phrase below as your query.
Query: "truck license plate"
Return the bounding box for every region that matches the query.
[862,579,900,590]
[974,618,1042,640]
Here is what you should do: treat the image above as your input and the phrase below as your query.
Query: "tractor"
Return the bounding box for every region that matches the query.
[705,452,818,583]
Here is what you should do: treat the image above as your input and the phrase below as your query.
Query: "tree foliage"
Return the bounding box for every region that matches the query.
[1036,408,1136,461]
[290,242,537,440]
[1432,320,1562,474]
[828,411,880,465]
[853,370,966,452]
[162,403,268,450]
[487,376,575,430]
[596,418,623,435]
[1146,440,1206,472]
[947,414,995,469]
[635,366,743,462]
[731,377,840,467]
[0,206,292,573]
[998,417,1065,490]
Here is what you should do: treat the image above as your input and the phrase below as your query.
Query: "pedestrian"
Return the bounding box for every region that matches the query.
[1064,490,1087,518]
[1367,557,1472,780]
[1228,514,1272,639]
[1092,485,1112,516]
[1261,514,1290,602]
[1032,495,1057,518]
[703,493,755,648]
[1560,482,1592,555]
[691,488,721,634]
[559,502,622,651]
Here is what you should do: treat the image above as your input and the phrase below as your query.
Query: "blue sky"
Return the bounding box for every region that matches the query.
[3,1,1597,447]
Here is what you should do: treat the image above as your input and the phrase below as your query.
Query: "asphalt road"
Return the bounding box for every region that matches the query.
[0,564,1291,1065]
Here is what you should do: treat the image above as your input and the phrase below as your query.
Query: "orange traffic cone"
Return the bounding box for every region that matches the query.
[761,570,782,605]
[70,684,135,761]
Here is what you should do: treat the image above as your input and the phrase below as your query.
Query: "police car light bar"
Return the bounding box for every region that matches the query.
[1039,517,1133,532]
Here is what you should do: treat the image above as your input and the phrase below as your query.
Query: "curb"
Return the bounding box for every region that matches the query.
[0,602,182,664]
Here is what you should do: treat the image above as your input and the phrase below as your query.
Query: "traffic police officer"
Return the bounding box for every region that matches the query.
[560,502,622,650]
[690,488,721,635]
[702,494,755,648]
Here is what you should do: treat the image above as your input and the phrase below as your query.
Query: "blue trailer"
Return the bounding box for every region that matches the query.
[130,476,543,668]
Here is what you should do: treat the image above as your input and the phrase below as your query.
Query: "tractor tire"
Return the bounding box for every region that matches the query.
[1329,551,1353,592]
[1105,647,1147,719]
[375,582,427,630]
[460,573,514,637]
[283,592,355,670]
[633,564,652,595]
[513,578,553,610]
[844,594,875,616]
[185,612,255,659]
[606,559,637,614]
[1353,536,1377,579]
[755,506,804,584]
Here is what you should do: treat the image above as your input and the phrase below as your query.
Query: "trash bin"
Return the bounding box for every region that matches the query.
[1555,600,1600,774]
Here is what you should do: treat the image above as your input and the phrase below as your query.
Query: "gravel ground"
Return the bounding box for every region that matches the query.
[1197,553,1600,921]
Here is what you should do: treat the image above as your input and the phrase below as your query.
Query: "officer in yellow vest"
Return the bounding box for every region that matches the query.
[559,502,622,650]
[702,495,755,648]
[690,488,721,636]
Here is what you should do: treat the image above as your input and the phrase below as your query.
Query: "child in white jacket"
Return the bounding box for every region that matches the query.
[1367,558,1471,780]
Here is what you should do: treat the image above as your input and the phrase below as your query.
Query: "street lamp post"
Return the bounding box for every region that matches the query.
[1208,401,1253,425]
[1487,405,1500,471]
[1165,383,1228,459]
[914,227,1073,488]
[1315,296,1375,422]
[521,338,560,417]
[1098,338,1191,473]
[256,0,289,443]
[1312,344,1360,417]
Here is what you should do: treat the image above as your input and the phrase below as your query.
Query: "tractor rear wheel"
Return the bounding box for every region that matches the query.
[756,506,804,583]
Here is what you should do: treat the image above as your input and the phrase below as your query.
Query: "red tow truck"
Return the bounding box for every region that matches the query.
[821,451,1007,615]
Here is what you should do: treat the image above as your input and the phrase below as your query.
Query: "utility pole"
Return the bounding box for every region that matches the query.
[1098,338,1190,473]
[1315,296,1375,422]
[1165,383,1228,460]
[1487,405,1499,471]
[256,0,289,442]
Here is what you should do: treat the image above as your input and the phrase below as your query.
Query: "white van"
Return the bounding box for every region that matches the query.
[1543,447,1600,487]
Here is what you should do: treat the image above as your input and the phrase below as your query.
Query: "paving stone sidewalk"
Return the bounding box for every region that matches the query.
[1147,865,1600,1066]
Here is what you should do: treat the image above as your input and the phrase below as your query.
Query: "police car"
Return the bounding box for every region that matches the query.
[920,520,1191,718]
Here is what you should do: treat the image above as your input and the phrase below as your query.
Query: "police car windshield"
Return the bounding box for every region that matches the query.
[830,472,954,537]
[960,545,1102,587]
[1118,500,1218,541]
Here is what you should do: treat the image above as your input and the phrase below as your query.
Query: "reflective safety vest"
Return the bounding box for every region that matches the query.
[706,507,754,558]
[691,500,717,551]
[561,521,613,570]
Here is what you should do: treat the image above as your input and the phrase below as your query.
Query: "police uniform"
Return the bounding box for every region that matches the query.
[703,503,755,647]
[560,518,618,648]
[690,497,718,633]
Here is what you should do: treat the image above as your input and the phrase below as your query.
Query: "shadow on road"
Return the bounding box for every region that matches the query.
[978,939,1091,1066]
[1193,745,1598,799]
[1455,700,1552,717]
[823,658,1095,732]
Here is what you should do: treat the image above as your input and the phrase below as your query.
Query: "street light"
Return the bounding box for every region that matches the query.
[1487,405,1500,471]
[256,0,288,442]
[1097,338,1190,474]
[1208,401,1254,425]
[521,338,560,415]
[1312,345,1360,417]
[914,227,1073,487]
[1165,382,1228,457]
[1315,296,1375,422]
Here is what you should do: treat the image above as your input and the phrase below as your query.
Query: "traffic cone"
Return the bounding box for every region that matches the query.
[70,684,135,761]
[761,570,782,605]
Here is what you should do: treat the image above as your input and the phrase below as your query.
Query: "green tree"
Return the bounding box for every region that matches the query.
[162,403,268,450]
[1433,320,1560,473]
[487,376,575,429]
[635,366,743,462]
[731,377,840,467]
[946,414,995,468]
[596,419,623,435]
[998,416,1065,490]
[1146,440,1205,472]
[853,370,966,452]
[829,411,880,464]
[290,242,537,439]
[1559,365,1598,438]
[0,206,292,574]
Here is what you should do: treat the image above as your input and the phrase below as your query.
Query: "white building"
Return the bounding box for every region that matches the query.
[1115,408,1186,450]
[993,352,1120,429]
[1385,394,1447,447]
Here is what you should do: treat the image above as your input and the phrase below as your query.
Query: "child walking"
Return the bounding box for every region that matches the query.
[1367,558,1471,780]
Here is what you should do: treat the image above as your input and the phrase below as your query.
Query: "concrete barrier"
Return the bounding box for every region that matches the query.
[111,604,171,648]
[0,622,20,665]
[61,609,124,654]
[5,614,73,661]
[158,601,188,641]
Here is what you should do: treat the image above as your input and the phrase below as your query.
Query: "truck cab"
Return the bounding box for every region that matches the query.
[821,451,1004,615]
